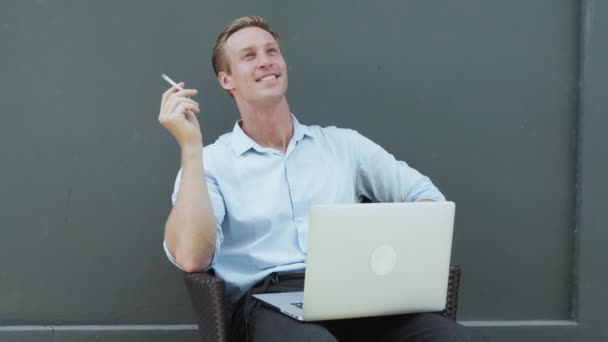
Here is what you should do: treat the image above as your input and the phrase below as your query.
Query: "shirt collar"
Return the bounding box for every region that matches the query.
[231,114,314,156]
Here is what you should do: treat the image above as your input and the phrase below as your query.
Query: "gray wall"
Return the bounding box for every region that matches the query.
[1,1,606,341]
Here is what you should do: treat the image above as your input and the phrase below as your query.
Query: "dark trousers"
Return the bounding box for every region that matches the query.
[232,274,489,342]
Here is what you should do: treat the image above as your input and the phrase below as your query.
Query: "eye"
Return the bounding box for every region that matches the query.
[244,52,255,60]
[267,48,278,54]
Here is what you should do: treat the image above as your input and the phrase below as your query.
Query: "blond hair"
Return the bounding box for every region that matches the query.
[211,16,280,76]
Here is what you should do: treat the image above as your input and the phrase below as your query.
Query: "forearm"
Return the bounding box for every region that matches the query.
[164,146,217,272]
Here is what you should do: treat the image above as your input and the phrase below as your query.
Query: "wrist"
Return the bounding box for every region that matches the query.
[181,144,203,161]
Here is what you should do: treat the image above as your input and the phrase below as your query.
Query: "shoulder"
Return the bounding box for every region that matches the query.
[306,124,362,144]
[302,125,368,165]
[204,132,231,152]
[202,132,235,170]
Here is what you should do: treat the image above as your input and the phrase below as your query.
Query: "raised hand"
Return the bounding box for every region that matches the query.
[158,83,202,148]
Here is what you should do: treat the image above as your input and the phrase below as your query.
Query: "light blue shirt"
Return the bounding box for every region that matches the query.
[164,115,445,302]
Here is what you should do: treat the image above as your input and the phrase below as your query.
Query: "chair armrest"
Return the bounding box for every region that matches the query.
[440,265,461,321]
[184,271,231,342]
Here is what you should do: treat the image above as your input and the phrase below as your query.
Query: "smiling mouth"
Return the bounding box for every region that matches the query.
[256,74,279,82]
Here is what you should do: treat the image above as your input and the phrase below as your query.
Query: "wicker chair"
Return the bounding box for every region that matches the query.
[184,265,461,342]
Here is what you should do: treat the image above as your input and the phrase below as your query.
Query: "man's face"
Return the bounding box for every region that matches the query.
[220,27,288,103]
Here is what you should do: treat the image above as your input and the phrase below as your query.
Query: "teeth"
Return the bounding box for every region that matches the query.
[259,75,277,81]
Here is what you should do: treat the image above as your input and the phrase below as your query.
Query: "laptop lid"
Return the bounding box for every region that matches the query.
[301,201,455,321]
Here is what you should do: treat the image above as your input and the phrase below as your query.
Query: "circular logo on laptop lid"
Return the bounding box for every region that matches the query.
[369,244,397,275]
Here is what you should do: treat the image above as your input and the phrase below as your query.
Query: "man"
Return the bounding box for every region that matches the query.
[159,16,487,342]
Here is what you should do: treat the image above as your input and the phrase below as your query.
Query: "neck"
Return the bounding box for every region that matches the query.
[237,97,293,152]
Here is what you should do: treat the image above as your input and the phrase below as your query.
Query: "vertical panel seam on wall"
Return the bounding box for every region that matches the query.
[573,0,594,322]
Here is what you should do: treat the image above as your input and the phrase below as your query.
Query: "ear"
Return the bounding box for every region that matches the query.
[218,71,235,92]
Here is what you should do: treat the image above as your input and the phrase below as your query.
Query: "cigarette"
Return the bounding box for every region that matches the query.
[161,73,184,91]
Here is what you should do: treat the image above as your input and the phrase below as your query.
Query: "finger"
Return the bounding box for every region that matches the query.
[185,110,198,119]
[164,97,186,116]
[185,110,200,123]
[185,108,200,116]
[160,97,177,119]
[161,88,180,113]
[169,98,199,113]
[171,88,198,99]
[174,102,199,116]
[162,83,184,103]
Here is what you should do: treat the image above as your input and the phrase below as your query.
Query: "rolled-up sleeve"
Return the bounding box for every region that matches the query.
[351,130,445,202]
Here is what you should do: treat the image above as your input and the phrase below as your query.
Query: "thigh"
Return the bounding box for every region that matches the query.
[379,313,488,342]
[325,313,488,342]
[246,304,338,342]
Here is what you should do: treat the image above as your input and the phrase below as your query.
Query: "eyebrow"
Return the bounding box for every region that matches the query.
[238,42,279,55]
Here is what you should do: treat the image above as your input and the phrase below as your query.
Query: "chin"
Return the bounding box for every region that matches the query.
[255,88,287,102]
[252,94,284,105]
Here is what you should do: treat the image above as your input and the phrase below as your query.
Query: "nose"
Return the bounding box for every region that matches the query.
[257,53,273,69]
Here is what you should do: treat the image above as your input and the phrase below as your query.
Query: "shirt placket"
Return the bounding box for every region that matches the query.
[284,144,308,253]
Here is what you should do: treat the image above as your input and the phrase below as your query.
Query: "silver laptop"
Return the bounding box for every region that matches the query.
[252,201,455,321]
